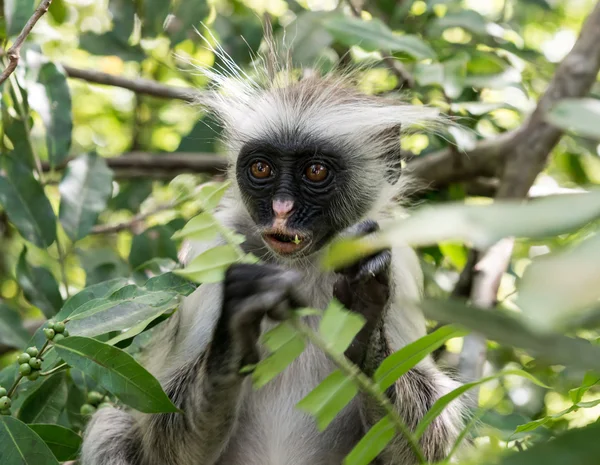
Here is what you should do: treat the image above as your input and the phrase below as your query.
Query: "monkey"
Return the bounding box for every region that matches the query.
[80,44,466,465]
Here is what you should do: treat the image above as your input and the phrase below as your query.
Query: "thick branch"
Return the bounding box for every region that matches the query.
[0,0,54,85]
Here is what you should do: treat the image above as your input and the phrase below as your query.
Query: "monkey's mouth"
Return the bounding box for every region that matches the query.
[262,230,310,255]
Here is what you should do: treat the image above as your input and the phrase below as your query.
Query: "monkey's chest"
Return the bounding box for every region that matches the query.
[216,347,364,465]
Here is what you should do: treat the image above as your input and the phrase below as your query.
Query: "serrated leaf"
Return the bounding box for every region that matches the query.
[59,154,114,241]
[0,156,56,248]
[4,0,35,36]
[27,61,72,167]
[0,304,30,349]
[53,336,178,413]
[16,247,63,318]
[172,212,218,241]
[297,370,358,431]
[323,16,435,59]
[375,326,466,391]
[28,424,81,461]
[66,285,179,338]
[344,416,395,465]
[253,323,305,388]
[18,372,68,425]
[546,98,600,139]
[0,416,59,465]
[318,300,365,355]
[174,244,240,283]
[415,369,549,439]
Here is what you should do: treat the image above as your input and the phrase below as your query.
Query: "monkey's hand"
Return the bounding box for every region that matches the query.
[333,220,391,367]
[209,263,306,376]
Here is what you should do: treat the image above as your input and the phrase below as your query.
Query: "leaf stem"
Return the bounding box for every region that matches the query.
[55,237,71,298]
[40,362,68,377]
[289,317,427,463]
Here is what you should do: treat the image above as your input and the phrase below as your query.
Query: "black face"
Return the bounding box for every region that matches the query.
[236,137,372,257]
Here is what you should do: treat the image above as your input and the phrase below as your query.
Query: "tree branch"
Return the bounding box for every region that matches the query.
[457,0,600,383]
[0,0,54,85]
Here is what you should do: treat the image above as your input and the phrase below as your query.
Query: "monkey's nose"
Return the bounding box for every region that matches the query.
[272,198,295,218]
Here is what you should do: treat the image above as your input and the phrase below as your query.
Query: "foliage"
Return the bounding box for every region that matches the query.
[0,0,599,464]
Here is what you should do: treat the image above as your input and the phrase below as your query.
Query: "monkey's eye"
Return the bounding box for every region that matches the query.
[305,164,328,183]
[250,161,272,179]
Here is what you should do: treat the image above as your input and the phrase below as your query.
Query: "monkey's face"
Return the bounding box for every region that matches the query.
[235,137,376,258]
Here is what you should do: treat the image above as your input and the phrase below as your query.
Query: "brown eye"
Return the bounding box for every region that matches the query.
[305,164,328,182]
[250,161,272,179]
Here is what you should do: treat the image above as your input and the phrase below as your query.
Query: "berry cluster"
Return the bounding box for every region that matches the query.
[17,346,44,382]
[44,320,69,341]
[80,391,112,416]
[0,386,10,415]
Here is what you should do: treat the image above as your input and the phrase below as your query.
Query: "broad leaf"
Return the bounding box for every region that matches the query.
[4,0,35,36]
[253,323,305,389]
[375,326,467,390]
[1,91,35,169]
[141,0,170,37]
[323,16,435,59]
[144,272,196,295]
[129,225,179,270]
[0,416,59,465]
[18,372,69,424]
[323,191,600,270]
[175,244,240,283]
[344,416,395,465]
[56,278,129,320]
[0,156,56,248]
[569,371,600,404]
[28,424,81,461]
[546,98,600,139]
[27,61,73,167]
[197,181,231,210]
[0,304,30,349]
[16,247,63,319]
[59,153,114,241]
[172,212,219,241]
[297,370,358,431]
[53,336,178,413]
[168,0,210,44]
[318,300,365,355]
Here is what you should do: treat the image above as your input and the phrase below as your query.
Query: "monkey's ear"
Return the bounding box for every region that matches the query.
[381,125,403,184]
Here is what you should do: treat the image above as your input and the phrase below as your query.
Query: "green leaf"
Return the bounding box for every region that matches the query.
[141,0,170,36]
[344,416,395,465]
[322,191,600,270]
[415,370,549,439]
[79,32,145,61]
[59,154,114,241]
[0,156,57,248]
[252,323,305,388]
[109,0,136,42]
[53,336,178,413]
[144,272,196,296]
[175,244,240,283]
[28,424,81,461]
[546,98,600,139]
[569,371,600,404]
[16,247,63,319]
[4,0,35,36]
[318,300,365,355]
[2,89,35,169]
[429,10,489,35]
[375,326,467,391]
[197,181,231,210]
[129,225,179,270]
[323,16,435,59]
[0,416,59,465]
[168,0,210,44]
[18,372,68,425]
[27,61,73,167]
[0,304,30,349]
[514,416,553,435]
[66,285,179,338]
[172,212,218,241]
[48,0,68,24]
[498,420,600,465]
[421,298,600,373]
[56,278,129,321]
[297,370,358,431]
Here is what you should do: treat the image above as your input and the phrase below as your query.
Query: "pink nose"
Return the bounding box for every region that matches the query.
[272,199,294,218]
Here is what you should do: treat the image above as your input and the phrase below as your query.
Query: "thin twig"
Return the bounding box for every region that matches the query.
[92,199,185,234]
[0,0,54,85]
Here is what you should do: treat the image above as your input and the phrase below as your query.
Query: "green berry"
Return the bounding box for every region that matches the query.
[62,329,69,337]
[17,353,30,364]
[97,402,112,409]
[103,396,111,403]
[28,358,42,370]
[0,397,11,409]
[80,404,96,415]
[53,333,65,342]
[27,371,40,381]
[19,363,32,375]
[25,347,39,357]
[0,409,10,415]
[47,320,55,330]
[87,391,104,405]
[53,322,65,333]
[44,328,55,340]
[0,387,6,397]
